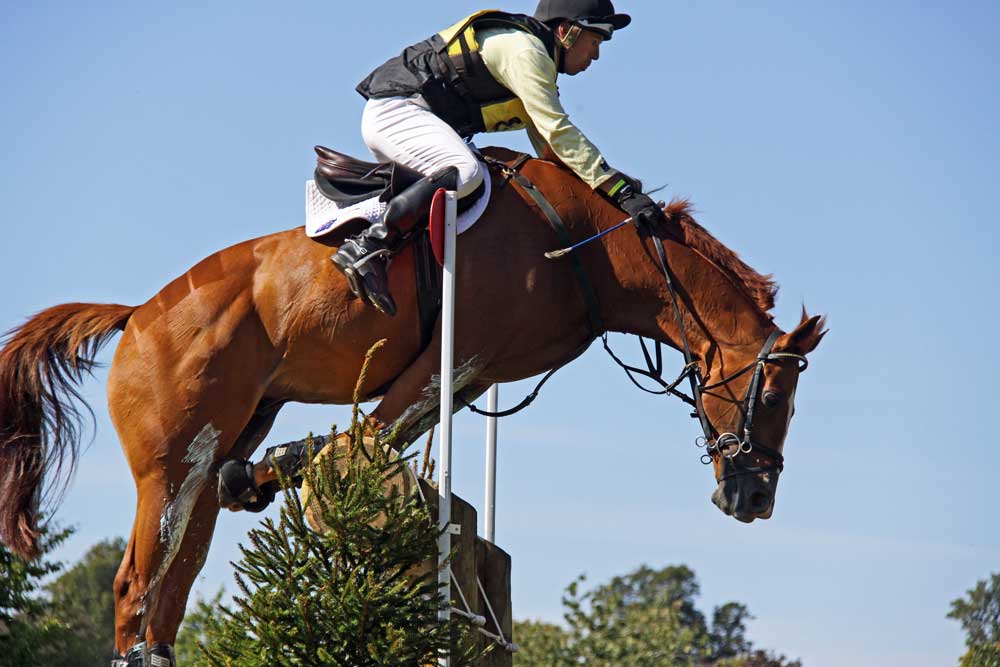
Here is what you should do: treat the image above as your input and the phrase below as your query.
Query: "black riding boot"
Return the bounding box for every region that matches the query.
[332,167,458,316]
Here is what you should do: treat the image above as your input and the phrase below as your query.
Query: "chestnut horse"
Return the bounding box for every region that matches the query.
[0,147,824,659]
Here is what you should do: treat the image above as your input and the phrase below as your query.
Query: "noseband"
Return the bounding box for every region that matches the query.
[695,330,807,481]
[603,220,809,482]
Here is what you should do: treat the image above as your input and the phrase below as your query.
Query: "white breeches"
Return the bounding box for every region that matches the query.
[361,95,485,199]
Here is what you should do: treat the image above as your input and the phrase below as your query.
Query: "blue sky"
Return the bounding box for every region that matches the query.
[2,2,998,665]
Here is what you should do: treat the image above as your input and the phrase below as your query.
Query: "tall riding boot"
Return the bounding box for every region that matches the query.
[332,167,458,316]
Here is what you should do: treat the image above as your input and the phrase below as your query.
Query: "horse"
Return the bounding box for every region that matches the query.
[0,146,825,661]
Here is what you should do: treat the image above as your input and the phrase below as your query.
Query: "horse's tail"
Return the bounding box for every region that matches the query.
[0,302,136,559]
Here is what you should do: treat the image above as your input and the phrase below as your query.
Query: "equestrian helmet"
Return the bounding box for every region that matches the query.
[534,0,631,39]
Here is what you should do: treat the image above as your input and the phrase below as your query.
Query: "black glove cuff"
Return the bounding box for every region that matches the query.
[597,171,639,205]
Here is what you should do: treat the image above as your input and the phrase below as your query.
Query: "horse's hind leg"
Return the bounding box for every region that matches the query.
[108,310,282,662]
[114,469,223,658]
[112,408,282,661]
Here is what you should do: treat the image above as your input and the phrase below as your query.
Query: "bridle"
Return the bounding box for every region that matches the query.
[602,222,809,482]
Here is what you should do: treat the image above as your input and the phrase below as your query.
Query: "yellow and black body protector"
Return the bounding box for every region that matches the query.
[356,10,558,137]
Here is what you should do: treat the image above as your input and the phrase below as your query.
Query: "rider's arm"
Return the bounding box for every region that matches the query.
[480,30,616,189]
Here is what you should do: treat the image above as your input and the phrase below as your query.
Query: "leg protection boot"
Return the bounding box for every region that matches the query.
[217,458,274,512]
[113,642,176,667]
[217,440,313,512]
[332,167,458,316]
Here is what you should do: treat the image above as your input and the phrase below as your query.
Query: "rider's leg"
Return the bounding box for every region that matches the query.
[331,166,457,316]
[360,96,484,199]
[331,96,482,315]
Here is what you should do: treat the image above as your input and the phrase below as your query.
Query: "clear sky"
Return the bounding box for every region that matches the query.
[2,2,998,666]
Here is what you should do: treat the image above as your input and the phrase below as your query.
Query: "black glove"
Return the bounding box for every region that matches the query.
[599,171,665,226]
[618,189,665,226]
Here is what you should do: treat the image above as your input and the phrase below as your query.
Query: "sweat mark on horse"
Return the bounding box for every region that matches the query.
[0,147,825,660]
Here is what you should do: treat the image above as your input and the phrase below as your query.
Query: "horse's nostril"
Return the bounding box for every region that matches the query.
[750,491,771,513]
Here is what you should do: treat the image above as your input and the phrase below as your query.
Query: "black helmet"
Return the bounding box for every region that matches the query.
[534,0,631,40]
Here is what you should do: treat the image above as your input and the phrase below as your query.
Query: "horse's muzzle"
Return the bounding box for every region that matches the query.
[711,471,778,522]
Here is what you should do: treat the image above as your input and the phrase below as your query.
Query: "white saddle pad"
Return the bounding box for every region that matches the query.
[305,162,492,239]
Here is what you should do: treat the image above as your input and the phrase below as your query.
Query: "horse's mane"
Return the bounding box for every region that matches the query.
[664,199,778,316]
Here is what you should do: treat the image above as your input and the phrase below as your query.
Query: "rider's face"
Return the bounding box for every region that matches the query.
[560,26,604,76]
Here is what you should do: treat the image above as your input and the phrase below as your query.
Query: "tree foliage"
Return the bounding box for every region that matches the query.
[958,643,1000,667]
[514,564,800,667]
[950,573,1000,667]
[175,588,229,666]
[45,537,126,665]
[0,524,76,667]
[187,341,474,667]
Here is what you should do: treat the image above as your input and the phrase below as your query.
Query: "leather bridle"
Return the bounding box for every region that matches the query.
[602,222,809,482]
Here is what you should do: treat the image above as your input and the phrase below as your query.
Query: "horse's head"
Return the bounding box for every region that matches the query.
[701,311,827,523]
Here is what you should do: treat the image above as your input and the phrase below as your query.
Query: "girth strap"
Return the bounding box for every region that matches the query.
[484,154,605,338]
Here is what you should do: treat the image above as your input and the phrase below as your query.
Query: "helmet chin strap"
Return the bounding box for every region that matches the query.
[555,22,582,73]
[557,22,583,49]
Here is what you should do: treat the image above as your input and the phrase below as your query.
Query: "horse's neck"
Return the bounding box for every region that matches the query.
[596,224,773,364]
[512,157,774,364]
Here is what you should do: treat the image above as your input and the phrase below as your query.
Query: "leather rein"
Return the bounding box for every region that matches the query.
[468,155,808,480]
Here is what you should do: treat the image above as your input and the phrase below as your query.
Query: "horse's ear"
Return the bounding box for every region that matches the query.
[781,309,828,355]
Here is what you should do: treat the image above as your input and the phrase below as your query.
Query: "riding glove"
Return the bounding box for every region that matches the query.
[599,171,665,226]
[619,190,665,226]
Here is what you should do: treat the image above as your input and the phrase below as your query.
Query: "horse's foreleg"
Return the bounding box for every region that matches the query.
[370,332,488,446]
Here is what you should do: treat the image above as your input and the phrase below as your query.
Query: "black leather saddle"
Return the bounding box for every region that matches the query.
[314,145,488,211]
[314,145,425,207]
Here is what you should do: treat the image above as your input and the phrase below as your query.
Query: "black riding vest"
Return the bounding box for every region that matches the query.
[356,10,557,137]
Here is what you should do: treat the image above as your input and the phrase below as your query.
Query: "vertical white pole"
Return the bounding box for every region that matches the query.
[437,191,458,667]
[484,384,499,543]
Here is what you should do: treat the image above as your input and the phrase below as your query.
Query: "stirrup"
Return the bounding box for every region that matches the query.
[353,248,392,270]
[337,261,366,300]
[332,237,392,306]
[332,244,396,315]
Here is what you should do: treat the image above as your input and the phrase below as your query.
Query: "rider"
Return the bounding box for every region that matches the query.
[332,0,666,316]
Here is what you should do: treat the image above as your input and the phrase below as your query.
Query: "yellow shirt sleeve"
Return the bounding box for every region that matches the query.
[479,29,615,189]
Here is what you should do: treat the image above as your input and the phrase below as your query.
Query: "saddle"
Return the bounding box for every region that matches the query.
[314,145,487,213]
[314,145,425,207]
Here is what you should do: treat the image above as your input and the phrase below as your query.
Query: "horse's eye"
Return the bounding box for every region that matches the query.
[762,391,782,408]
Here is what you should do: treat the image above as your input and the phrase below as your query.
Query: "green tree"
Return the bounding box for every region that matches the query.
[514,565,800,667]
[174,588,229,666]
[957,643,1000,667]
[950,573,1000,667]
[45,537,125,665]
[513,620,573,667]
[191,341,474,667]
[0,524,76,667]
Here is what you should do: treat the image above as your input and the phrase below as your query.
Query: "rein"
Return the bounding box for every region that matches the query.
[464,156,808,483]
